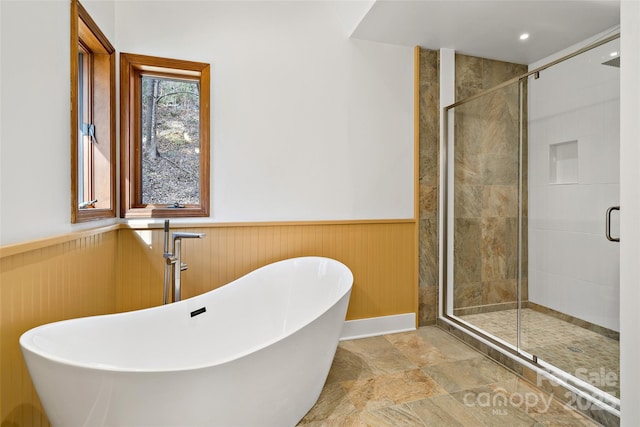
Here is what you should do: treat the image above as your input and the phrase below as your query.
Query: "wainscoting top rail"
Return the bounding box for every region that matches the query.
[0,224,121,258]
[1,218,417,259]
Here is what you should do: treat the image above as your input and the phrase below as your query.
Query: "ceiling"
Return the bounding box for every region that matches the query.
[351,0,620,65]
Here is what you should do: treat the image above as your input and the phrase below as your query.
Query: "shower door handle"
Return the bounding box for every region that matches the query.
[606,206,620,242]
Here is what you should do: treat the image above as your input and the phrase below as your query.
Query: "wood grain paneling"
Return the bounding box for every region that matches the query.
[117,221,417,321]
[1,220,416,426]
[1,230,118,426]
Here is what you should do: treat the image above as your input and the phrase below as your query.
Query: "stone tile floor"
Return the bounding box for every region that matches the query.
[297,326,600,426]
[460,309,620,397]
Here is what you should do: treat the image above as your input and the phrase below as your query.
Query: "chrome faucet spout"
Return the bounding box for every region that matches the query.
[172,232,206,240]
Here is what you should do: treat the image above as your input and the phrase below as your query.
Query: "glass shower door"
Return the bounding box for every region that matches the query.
[522,37,620,399]
[445,80,523,349]
[444,35,621,403]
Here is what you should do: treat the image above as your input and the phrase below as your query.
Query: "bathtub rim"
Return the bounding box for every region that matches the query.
[20,256,353,374]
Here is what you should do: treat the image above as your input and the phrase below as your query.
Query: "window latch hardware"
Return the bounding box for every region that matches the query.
[81,123,97,143]
[79,199,98,208]
[167,202,185,208]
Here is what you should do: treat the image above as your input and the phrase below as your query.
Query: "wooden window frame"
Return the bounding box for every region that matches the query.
[70,0,116,223]
[120,53,210,218]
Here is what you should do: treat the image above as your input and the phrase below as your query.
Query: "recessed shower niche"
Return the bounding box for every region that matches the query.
[549,140,579,184]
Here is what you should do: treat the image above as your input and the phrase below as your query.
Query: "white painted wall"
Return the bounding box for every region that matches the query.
[82,0,115,42]
[115,0,414,223]
[528,34,621,331]
[619,1,640,423]
[0,0,117,246]
[0,1,413,245]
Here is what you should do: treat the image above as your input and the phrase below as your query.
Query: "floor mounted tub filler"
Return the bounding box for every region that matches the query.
[20,256,353,427]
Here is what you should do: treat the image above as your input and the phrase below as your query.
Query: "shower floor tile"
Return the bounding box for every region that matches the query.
[297,326,601,426]
[460,308,620,398]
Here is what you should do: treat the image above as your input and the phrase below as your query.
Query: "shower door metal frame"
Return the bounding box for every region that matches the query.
[441,76,529,358]
[439,32,621,414]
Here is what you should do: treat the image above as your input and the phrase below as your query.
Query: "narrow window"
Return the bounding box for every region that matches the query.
[120,53,210,218]
[71,0,116,223]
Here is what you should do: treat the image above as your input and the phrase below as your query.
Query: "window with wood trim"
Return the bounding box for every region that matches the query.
[71,0,116,223]
[120,53,210,218]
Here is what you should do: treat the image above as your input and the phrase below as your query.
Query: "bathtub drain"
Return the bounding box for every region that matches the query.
[190,307,207,317]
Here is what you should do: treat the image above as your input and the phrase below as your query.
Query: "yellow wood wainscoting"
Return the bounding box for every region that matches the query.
[0,228,119,427]
[1,220,416,426]
[118,221,417,318]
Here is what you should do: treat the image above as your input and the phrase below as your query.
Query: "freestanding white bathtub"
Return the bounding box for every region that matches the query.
[20,256,353,427]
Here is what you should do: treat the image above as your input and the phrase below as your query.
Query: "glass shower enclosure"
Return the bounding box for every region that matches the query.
[443,34,620,411]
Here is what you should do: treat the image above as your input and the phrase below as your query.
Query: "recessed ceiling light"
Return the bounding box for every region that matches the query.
[610,51,619,57]
[519,33,530,41]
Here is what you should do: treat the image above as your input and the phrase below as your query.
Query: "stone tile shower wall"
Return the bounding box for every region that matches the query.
[418,48,439,325]
[452,55,528,315]
[417,49,527,325]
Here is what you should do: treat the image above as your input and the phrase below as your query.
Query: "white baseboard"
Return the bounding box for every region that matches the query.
[340,313,416,340]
